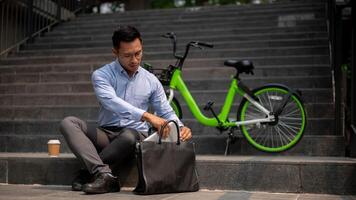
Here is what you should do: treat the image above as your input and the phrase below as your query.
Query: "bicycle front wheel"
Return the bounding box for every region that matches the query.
[170,97,182,119]
[238,85,306,152]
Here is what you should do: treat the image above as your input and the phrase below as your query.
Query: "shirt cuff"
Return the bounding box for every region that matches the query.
[177,120,184,128]
[132,108,146,121]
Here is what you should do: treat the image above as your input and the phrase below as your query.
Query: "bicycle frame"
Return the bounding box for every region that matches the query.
[167,68,275,129]
[155,32,306,153]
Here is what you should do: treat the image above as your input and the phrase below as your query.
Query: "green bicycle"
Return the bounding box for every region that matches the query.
[145,32,307,155]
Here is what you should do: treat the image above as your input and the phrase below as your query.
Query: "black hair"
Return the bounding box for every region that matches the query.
[112,25,142,49]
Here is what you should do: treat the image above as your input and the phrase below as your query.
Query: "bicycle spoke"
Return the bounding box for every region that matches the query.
[266,91,273,112]
[281,121,298,138]
[276,125,292,144]
[280,100,294,114]
[245,112,264,120]
[281,103,300,117]
[246,108,264,118]
[279,120,299,133]
[276,126,288,146]
[272,91,281,111]
[271,126,274,147]
[258,94,269,111]
[248,104,265,116]
[279,119,302,128]
[261,129,269,147]
[253,128,265,143]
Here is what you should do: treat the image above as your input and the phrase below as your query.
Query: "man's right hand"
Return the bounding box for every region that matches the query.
[141,112,170,138]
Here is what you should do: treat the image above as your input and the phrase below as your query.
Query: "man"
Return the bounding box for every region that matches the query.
[60,25,192,194]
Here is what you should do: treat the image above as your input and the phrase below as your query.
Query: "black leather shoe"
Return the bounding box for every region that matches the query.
[71,170,92,191]
[82,172,120,194]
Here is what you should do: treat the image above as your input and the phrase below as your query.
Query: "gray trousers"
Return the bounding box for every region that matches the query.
[59,116,146,175]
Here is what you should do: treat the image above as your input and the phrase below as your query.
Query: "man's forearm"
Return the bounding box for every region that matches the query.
[141,112,153,122]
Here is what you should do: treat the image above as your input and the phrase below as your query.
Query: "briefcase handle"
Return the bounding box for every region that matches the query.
[158,120,180,145]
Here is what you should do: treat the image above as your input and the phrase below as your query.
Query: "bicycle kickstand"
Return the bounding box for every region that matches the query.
[224,130,237,156]
[224,137,231,156]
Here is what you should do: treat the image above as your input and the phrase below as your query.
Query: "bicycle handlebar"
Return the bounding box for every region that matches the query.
[161,32,213,69]
[195,41,214,48]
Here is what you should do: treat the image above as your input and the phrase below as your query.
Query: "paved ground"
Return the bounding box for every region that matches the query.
[1,184,356,200]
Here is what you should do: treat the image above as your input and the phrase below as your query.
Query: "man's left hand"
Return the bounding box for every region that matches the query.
[180,126,192,142]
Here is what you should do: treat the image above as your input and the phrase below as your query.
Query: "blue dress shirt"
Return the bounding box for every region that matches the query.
[91,60,183,132]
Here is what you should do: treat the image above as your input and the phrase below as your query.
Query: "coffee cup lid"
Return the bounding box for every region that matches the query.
[48,139,61,144]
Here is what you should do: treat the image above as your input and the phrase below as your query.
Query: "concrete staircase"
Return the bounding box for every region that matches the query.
[0,0,338,156]
[1,0,355,194]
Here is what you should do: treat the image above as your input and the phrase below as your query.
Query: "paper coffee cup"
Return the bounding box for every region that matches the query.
[48,139,61,157]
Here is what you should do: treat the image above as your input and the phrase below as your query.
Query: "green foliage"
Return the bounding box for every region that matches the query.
[341,64,352,79]
[218,0,251,5]
[151,0,175,9]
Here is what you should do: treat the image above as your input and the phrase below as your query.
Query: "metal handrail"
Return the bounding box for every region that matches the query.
[0,0,89,58]
[0,20,59,57]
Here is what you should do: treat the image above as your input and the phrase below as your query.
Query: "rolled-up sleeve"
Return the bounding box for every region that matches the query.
[92,70,145,121]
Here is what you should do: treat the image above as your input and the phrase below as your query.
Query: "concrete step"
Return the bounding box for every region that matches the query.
[26,31,328,50]
[0,55,330,68]
[0,63,97,74]
[55,46,332,60]
[177,102,334,119]
[181,76,331,89]
[0,82,95,94]
[65,3,325,25]
[180,65,331,78]
[0,133,342,156]
[58,6,326,25]
[67,9,323,24]
[2,185,356,200]
[0,102,333,120]
[194,135,344,156]
[1,153,356,195]
[62,5,325,26]
[183,117,335,136]
[0,65,331,83]
[0,61,330,74]
[0,46,330,65]
[42,23,326,39]
[0,72,91,84]
[0,77,331,105]
[0,65,331,80]
[0,83,332,103]
[0,116,334,139]
[51,19,325,35]
[57,12,325,30]
[172,88,333,104]
[146,55,331,68]
[70,1,325,20]
[16,38,328,57]
[0,116,334,137]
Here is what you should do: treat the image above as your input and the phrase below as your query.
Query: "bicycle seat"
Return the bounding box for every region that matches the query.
[224,59,254,75]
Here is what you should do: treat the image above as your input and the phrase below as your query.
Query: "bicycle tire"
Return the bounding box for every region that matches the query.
[237,85,306,152]
[170,97,183,119]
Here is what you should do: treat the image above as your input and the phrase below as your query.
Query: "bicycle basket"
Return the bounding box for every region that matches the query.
[143,63,174,86]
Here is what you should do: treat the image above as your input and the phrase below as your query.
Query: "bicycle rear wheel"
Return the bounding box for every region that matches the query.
[238,85,306,152]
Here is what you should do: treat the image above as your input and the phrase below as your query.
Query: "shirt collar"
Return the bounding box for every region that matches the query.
[115,59,140,78]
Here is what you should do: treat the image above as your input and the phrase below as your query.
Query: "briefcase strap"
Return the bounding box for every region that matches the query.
[158,120,180,145]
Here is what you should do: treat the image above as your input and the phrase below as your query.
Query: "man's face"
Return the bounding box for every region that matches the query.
[113,38,143,76]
